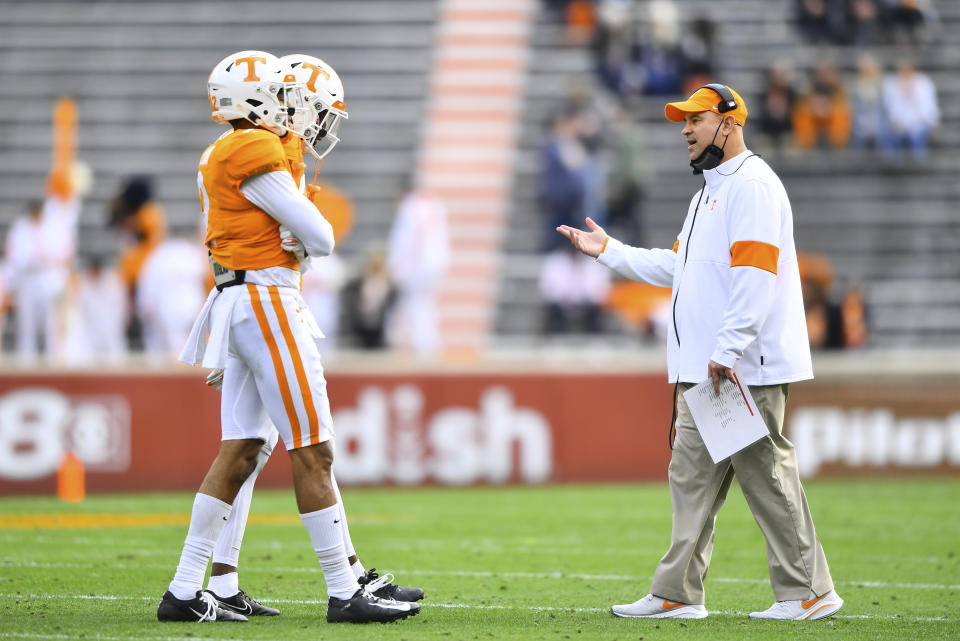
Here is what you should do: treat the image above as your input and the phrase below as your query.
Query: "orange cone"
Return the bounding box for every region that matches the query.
[57,452,86,503]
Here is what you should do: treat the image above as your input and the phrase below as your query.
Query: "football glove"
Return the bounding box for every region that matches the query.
[279,224,306,258]
[205,368,224,391]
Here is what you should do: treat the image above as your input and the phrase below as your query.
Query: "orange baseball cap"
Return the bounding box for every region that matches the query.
[664,85,748,126]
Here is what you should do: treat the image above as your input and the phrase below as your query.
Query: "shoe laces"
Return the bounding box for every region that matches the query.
[362,571,396,596]
[196,591,219,622]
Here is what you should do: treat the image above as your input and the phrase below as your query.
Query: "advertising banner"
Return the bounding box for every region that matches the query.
[0,371,957,495]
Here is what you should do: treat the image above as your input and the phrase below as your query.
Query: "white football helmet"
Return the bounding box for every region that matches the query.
[207,50,288,135]
[278,54,348,160]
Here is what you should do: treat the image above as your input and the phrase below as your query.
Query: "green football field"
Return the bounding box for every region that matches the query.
[1,479,958,641]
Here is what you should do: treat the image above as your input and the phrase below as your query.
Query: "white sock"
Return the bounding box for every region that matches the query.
[330,471,357,560]
[168,493,232,600]
[351,560,366,580]
[301,505,359,600]
[207,571,240,598]
[211,436,275,568]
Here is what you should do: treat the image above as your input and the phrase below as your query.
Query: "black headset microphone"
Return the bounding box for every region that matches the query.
[689,83,739,175]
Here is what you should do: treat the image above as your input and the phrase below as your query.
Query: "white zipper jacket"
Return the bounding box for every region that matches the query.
[598,150,813,385]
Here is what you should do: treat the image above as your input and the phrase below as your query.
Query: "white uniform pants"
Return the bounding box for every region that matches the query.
[220,284,334,450]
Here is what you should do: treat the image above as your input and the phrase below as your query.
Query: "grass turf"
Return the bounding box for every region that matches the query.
[0,478,958,640]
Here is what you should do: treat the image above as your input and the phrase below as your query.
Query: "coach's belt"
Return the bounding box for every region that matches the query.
[209,255,245,291]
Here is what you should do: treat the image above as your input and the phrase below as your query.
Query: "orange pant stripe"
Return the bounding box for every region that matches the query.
[267,286,320,447]
[247,284,302,449]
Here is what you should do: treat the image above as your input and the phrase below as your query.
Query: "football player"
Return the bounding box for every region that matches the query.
[158,50,418,624]
[200,53,423,618]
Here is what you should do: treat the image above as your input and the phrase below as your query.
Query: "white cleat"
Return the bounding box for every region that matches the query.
[611,593,708,619]
[749,590,844,620]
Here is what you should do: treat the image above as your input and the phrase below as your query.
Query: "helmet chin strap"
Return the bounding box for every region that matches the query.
[690,119,729,175]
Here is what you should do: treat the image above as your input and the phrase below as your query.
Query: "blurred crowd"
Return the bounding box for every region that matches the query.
[759,56,939,162]
[535,0,945,348]
[1,167,450,365]
[3,0,946,359]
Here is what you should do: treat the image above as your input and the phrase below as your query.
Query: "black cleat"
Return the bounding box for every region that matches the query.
[157,590,248,622]
[326,588,420,623]
[204,589,280,616]
[358,568,425,602]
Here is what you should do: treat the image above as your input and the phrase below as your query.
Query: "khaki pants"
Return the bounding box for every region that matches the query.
[650,383,834,604]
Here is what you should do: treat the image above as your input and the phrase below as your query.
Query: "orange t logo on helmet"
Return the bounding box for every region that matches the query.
[301,62,331,93]
[235,56,266,82]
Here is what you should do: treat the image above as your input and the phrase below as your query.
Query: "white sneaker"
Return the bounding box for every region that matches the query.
[749,590,843,620]
[611,594,708,619]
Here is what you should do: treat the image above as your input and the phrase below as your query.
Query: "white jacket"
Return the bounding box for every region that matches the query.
[598,150,813,385]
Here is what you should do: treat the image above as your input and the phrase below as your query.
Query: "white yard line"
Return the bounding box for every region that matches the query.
[3,559,958,591]
[0,593,952,622]
[1,633,250,641]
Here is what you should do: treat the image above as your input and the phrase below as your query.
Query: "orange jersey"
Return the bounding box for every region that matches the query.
[199,128,298,271]
[281,133,307,188]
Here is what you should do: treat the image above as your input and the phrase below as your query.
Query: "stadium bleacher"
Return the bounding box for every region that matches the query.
[0,0,437,275]
[0,0,957,352]
[496,0,960,349]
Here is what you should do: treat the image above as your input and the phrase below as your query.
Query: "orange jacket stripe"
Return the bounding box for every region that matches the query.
[267,286,320,446]
[247,284,302,448]
[730,240,779,274]
[672,239,679,253]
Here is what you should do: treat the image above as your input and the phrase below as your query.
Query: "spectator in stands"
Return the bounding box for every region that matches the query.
[64,255,127,364]
[605,102,650,244]
[386,186,450,358]
[792,60,851,151]
[850,54,886,152]
[3,171,80,362]
[135,236,208,361]
[840,285,868,348]
[592,1,643,97]
[881,60,939,162]
[563,0,596,46]
[679,16,717,93]
[847,0,881,45]
[637,0,685,96]
[757,62,798,153]
[799,263,838,349]
[798,253,867,350]
[539,243,611,334]
[540,107,590,249]
[342,247,396,349]
[568,89,608,228]
[883,0,938,45]
[795,0,847,44]
[109,175,166,348]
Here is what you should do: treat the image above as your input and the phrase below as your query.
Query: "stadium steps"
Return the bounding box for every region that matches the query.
[494,0,960,347]
[0,0,438,270]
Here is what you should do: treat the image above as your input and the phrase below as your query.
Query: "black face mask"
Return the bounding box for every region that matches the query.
[690,120,728,174]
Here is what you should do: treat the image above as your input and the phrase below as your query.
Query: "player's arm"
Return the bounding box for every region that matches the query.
[240,171,335,257]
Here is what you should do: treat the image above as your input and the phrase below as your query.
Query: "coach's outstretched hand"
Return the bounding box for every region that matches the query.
[556,217,608,258]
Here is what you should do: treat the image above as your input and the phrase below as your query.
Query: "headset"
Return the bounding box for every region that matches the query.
[689,84,738,174]
[702,83,738,114]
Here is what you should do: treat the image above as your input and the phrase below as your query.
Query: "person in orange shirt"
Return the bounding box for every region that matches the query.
[158,50,418,625]
[791,60,851,151]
